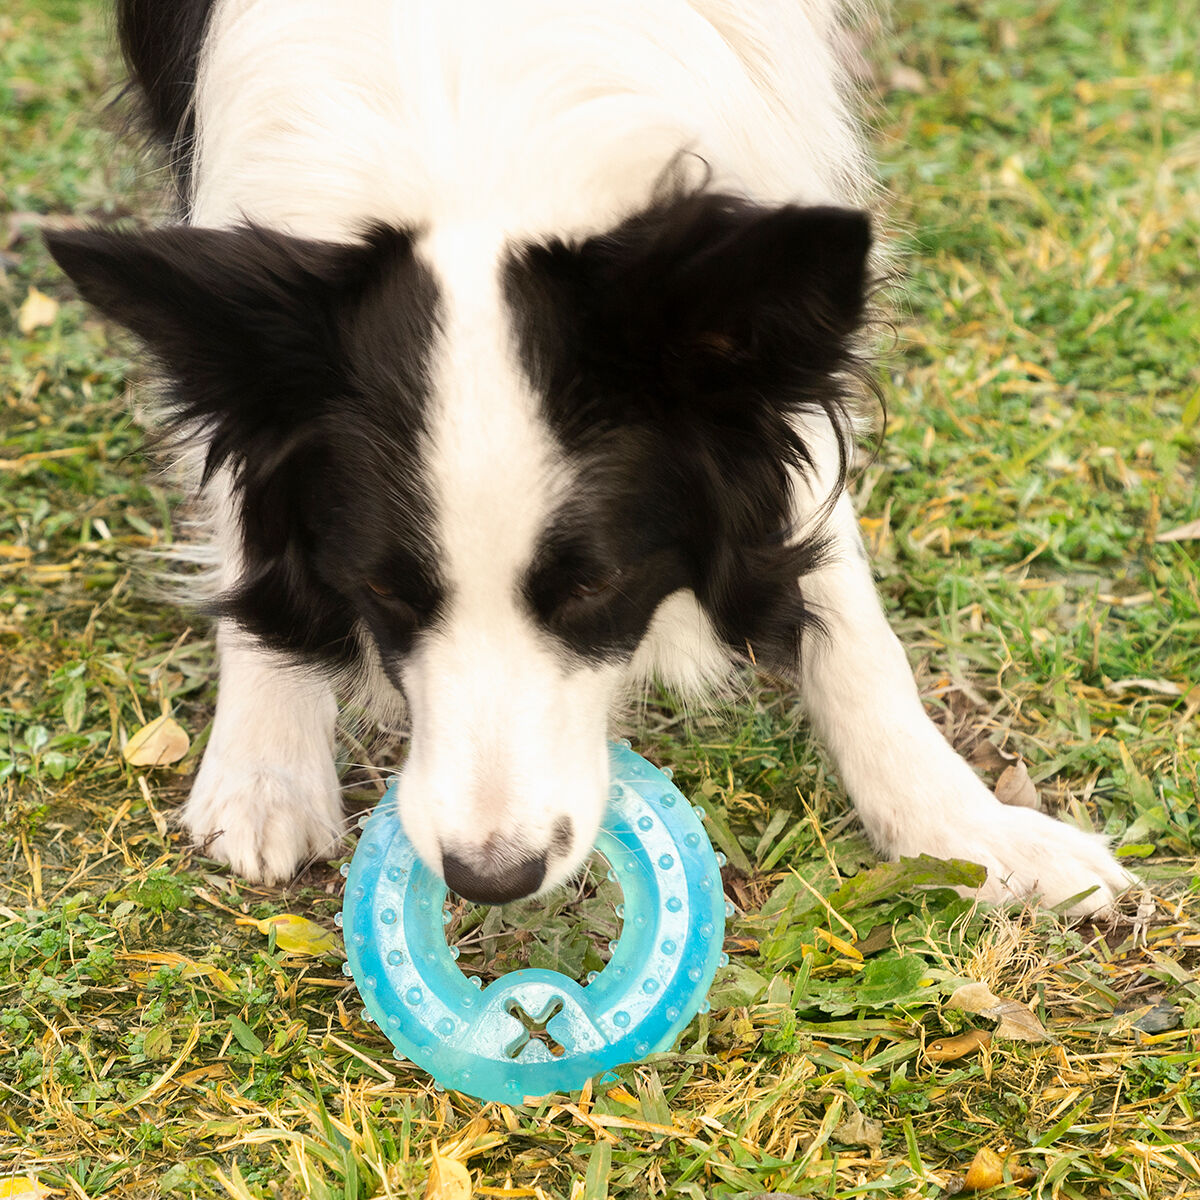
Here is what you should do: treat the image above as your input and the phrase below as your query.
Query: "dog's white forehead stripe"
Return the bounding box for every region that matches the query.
[419,227,564,612]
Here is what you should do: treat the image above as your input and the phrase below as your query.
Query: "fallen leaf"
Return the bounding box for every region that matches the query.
[947,982,1056,1044]
[0,1179,53,1200]
[855,924,895,957]
[1105,677,1184,697]
[1155,519,1200,542]
[962,1146,1036,1191]
[425,1142,472,1200]
[967,740,1017,773]
[947,982,1003,1013]
[995,759,1040,810]
[888,64,928,93]
[990,998,1056,1043]
[236,913,339,956]
[121,950,238,992]
[833,1109,883,1151]
[17,287,59,334]
[926,1028,993,1062]
[123,714,190,767]
[1126,1003,1184,1035]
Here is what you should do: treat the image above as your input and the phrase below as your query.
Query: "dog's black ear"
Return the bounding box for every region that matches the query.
[44,223,411,474]
[664,201,870,349]
[617,197,872,395]
[514,194,871,410]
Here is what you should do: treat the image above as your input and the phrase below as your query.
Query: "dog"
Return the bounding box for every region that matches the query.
[47,0,1132,914]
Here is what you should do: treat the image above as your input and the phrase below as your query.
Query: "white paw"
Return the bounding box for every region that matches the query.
[181,751,344,884]
[926,803,1136,918]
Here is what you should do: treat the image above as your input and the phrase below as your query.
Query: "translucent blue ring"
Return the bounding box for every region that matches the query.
[341,742,725,1105]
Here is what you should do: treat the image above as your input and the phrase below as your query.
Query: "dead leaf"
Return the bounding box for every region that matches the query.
[1104,677,1184,697]
[121,950,238,992]
[123,714,190,767]
[995,759,1040,810]
[962,1146,1036,1191]
[947,982,1003,1013]
[0,1179,54,1200]
[926,1028,993,1063]
[947,982,1057,1044]
[17,287,59,335]
[425,1142,472,1200]
[888,64,928,93]
[1155,519,1200,543]
[833,1108,883,1151]
[1125,1002,1184,1035]
[236,913,339,956]
[967,740,1017,773]
[990,998,1056,1043]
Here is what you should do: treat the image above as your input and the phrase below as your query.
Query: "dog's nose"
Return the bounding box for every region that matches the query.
[441,845,547,904]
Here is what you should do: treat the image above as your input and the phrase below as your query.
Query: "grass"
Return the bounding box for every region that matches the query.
[1,0,1198,1196]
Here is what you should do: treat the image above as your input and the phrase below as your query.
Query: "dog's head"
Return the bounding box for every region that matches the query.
[46,191,870,902]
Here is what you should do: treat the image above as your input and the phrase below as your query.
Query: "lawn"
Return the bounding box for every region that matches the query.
[1,1,1198,1197]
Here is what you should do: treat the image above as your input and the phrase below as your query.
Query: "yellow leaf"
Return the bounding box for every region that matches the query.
[236,913,339,956]
[0,1180,54,1200]
[425,1142,472,1200]
[17,287,59,335]
[925,1028,992,1063]
[121,951,237,992]
[123,714,190,767]
[963,1145,1036,1191]
[0,1184,48,1200]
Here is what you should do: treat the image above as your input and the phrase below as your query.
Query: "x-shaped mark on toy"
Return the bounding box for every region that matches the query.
[504,997,566,1060]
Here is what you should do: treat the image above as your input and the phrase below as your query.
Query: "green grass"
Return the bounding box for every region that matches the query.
[2,0,1199,1196]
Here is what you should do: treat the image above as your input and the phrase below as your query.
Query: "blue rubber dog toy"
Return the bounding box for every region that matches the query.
[339,741,728,1105]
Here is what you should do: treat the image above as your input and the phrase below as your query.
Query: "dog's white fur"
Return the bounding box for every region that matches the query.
[179,0,1132,912]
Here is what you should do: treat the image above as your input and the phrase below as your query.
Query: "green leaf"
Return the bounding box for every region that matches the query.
[142,1024,173,1059]
[62,676,87,733]
[228,1015,264,1055]
[1181,381,1200,430]
[582,1141,612,1200]
[1115,843,1156,858]
[41,751,69,780]
[826,856,987,918]
[708,962,769,1009]
[853,954,930,1008]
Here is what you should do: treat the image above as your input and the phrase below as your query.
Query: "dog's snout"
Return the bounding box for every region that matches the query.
[441,844,547,904]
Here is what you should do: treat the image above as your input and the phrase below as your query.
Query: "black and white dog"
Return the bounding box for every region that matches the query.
[48,0,1131,913]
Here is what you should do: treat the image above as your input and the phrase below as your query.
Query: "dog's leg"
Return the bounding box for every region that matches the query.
[181,623,344,883]
[794,455,1132,916]
[179,478,343,883]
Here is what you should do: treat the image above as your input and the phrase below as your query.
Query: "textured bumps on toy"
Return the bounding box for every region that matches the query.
[340,741,729,1104]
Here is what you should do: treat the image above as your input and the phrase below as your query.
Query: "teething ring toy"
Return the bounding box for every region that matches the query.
[340,741,728,1105]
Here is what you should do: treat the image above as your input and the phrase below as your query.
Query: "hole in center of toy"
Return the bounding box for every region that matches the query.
[444,849,623,987]
[504,997,566,1059]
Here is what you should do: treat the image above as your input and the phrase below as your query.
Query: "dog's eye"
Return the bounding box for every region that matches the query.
[567,569,621,603]
[365,579,417,614]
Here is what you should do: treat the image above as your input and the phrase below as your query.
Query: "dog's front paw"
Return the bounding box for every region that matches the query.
[181,752,344,884]
[938,803,1135,917]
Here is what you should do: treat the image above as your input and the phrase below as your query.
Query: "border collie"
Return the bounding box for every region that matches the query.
[47,0,1131,914]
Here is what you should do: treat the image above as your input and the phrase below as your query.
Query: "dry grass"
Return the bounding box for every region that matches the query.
[2,0,1198,1196]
